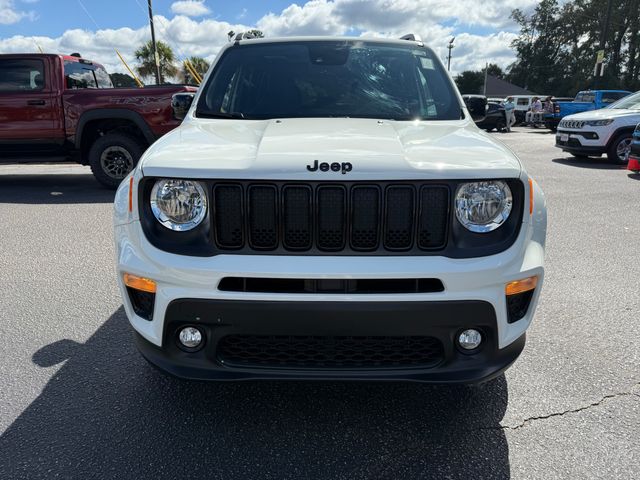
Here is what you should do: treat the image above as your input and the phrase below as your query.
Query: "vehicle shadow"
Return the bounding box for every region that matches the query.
[0,308,511,480]
[552,157,626,170]
[628,173,640,181]
[0,174,114,204]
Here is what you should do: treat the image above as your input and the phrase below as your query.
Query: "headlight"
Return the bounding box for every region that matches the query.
[150,179,207,231]
[455,181,513,233]
[585,119,614,126]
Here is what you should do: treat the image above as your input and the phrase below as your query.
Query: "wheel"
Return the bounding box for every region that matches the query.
[496,119,506,132]
[485,128,494,132]
[606,133,633,165]
[88,133,145,189]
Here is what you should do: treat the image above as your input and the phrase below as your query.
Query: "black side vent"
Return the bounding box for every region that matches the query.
[384,186,415,250]
[248,185,278,249]
[283,186,312,250]
[214,185,243,248]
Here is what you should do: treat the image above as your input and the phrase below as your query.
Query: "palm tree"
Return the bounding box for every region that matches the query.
[134,40,178,84]
[183,56,210,84]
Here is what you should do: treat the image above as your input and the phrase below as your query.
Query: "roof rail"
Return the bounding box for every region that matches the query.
[400,34,422,42]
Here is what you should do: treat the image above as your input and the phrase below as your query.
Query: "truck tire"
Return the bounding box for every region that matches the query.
[606,133,632,165]
[89,133,145,189]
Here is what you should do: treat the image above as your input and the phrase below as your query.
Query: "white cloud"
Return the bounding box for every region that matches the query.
[170,0,210,17]
[0,1,535,78]
[0,0,36,24]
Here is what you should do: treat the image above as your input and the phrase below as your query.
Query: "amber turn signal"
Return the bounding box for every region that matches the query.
[123,273,157,293]
[505,276,537,296]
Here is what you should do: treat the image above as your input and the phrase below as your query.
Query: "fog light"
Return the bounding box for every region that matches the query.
[458,329,482,350]
[178,327,203,349]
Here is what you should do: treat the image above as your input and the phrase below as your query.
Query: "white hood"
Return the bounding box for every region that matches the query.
[141,118,522,180]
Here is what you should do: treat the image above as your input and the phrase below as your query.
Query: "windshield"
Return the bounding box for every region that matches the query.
[607,91,640,110]
[196,41,462,121]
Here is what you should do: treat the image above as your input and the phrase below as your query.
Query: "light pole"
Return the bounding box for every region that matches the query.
[447,37,455,72]
[147,0,161,85]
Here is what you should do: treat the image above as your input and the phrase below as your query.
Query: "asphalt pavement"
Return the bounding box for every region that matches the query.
[0,129,639,479]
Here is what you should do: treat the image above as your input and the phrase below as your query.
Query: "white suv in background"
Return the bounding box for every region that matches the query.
[555,91,640,164]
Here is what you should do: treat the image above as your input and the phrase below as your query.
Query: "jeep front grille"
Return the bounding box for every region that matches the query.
[211,182,450,254]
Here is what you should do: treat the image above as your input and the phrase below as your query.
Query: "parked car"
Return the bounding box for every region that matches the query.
[0,53,196,187]
[114,34,546,384]
[628,123,640,173]
[477,101,507,132]
[545,90,631,131]
[555,90,640,163]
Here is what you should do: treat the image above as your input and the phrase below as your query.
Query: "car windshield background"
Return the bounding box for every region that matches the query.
[607,91,640,110]
[601,91,629,103]
[197,41,462,121]
[65,61,113,89]
[0,59,45,92]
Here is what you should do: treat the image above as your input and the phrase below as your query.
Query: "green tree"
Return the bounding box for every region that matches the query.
[484,63,504,79]
[110,72,137,88]
[134,40,178,84]
[183,56,210,84]
[507,0,640,95]
[455,70,484,94]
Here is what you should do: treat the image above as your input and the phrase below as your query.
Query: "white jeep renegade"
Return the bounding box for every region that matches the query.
[114,35,547,383]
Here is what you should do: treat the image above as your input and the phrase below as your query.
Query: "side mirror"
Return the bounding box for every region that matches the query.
[172,92,195,121]
[464,96,487,123]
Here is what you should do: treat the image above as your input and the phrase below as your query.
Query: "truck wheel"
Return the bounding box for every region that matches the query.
[89,133,145,189]
[606,133,632,165]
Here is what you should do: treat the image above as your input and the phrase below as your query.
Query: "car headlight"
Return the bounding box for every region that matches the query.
[455,181,513,233]
[585,119,614,126]
[150,179,207,231]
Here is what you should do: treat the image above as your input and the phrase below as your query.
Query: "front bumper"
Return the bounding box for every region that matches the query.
[135,299,526,383]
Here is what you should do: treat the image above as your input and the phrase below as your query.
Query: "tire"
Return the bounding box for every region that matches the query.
[606,133,633,165]
[88,133,146,189]
[496,119,506,132]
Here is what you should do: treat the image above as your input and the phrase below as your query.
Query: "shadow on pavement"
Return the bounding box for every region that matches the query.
[552,157,625,170]
[628,173,640,181]
[1,308,511,480]
[0,174,114,204]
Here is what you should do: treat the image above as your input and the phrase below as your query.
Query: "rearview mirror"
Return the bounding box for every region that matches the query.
[172,92,195,121]
[463,96,487,123]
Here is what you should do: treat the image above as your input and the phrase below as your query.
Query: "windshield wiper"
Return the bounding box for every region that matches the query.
[197,111,246,119]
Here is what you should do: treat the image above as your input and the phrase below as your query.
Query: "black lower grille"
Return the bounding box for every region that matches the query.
[217,335,444,369]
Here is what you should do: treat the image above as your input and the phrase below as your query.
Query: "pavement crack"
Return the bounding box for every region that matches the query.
[490,383,640,431]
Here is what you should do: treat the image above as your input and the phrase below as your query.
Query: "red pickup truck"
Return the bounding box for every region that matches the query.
[0,53,196,187]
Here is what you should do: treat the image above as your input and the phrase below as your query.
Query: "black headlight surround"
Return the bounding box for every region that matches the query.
[451,179,524,255]
[138,177,524,258]
[138,177,213,256]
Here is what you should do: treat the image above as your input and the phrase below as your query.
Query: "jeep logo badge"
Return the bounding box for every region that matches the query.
[306,160,353,174]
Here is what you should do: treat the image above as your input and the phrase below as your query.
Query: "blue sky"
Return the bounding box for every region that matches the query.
[0,0,536,76]
[2,1,295,37]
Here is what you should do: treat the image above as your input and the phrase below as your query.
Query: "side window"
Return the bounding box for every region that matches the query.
[582,93,595,103]
[64,61,97,89]
[0,59,45,92]
[517,98,529,106]
[601,92,627,103]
